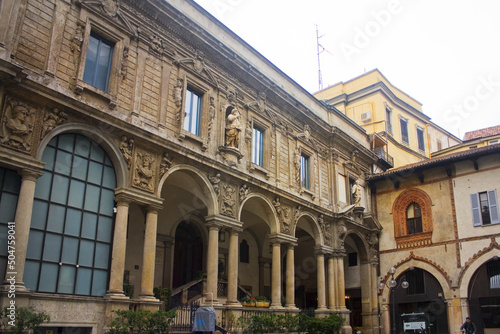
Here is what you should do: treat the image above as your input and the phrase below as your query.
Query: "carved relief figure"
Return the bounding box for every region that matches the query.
[273,197,292,234]
[121,45,129,80]
[207,96,215,141]
[337,222,347,248]
[1,100,35,151]
[239,184,250,202]
[293,147,301,186]
[159,152,173,176]
[41,107,68,138]
[102,0,119,17]
[209,173,221,195]
[173,78,183,125]
[119,136,134,169]
[318,214,332,245]
[245,92,266,112]
[134,152,155,191]
[225,107,241,149]
[245,118,252,142]
[150,34,163,54]
[70,22,84,66]
[221,184,236,217]
[351,179,362,207]
[174,50,218,86]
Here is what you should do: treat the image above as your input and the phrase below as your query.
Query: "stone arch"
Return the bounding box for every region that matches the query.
[294,212,322,246]
[344,230,370,262]
[158,164,218,217]
[380,256,453,301]
[239,193,279,234]
[392,187,433,243]
[36,123,128,188]
[458,242,500,297]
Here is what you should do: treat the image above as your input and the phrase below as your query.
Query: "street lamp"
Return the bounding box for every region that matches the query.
[379,266,409,334]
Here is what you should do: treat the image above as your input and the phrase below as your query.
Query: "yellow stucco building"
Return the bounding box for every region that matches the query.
[315,69,461,169]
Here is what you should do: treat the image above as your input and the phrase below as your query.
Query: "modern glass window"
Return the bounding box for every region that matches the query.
[471,190,499,226]
[252,125,264,167]
[0,168,21,283]
[386,108,393,134]
[183,88,202,136]
[25,134,116,296]
[400,118,409,144]
[240,240,249,263]
[300,154,310,189]
[406,202,423,234]
[83,32,114,92]
[417,127,425,151]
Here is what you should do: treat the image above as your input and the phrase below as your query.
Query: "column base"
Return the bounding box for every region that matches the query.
[105,291,130,300]
[315,307,330,317]
[285,305,300,312]
[269,304,284,310]
[138,295,160,302]
[225,301,243,307]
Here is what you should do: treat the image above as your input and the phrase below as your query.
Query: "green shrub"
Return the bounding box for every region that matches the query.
[244,312,344,334]
[298,313,345,334]
[107,309,176,334]
[1,307,50,334]
[123,282,134,299]
[153,286,172,310]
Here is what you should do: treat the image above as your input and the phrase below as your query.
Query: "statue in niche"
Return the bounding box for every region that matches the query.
[119,136,134,169]
[225,107,241,149]
[41,107,68,138]
[351,179,362,207]
[1,100,35,151]
[221,184,236,217]
[134,152,155,191]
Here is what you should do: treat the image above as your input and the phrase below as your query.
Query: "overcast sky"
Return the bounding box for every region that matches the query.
[193,0,500,139]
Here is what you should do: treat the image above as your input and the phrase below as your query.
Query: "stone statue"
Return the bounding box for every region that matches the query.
[351,179,362,207]
[134,152,154,191]
[1,102,35,151]
[225,107,241,148]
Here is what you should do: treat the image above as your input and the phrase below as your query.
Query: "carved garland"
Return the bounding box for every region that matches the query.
[392,188,433,248]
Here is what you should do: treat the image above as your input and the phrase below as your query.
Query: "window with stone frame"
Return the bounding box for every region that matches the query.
[393,188,433,248]
[400,118,409,145]
[83,31,114,92]
[183,87,202,136]
[300,153,310,189]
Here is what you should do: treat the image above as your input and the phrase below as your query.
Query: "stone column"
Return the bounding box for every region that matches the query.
[328,256,337,310]
[336,256,346,308]
[285,244,297,309]
[206,224,219,304]
[106,198,130,298]
[226,228,241,306]
[3,169,42,291]
[380,303,390,334]
[270,241,282,309]
[258,257,266,296]
[139,207,158,300]
[316,250,327,311]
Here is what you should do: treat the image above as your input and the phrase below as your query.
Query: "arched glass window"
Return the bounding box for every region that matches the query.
[406,202,423,235]
[24,134,116,296]
[240,240,249,263]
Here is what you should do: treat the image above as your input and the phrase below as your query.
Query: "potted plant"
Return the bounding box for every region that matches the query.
[255,296,270,308]
[240,296,256,307]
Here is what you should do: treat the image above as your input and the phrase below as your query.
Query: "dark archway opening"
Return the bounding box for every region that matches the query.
[172,221,204,288]
[469,258,500,332]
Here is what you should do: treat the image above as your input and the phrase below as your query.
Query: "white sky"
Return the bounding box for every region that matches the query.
[192,0,500,139]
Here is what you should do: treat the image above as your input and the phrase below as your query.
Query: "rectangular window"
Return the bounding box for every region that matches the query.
[300,154,310,189]
[471,190,499,226]
[487,261,500,289]
[349,178,356,205]
[400,118,409,144]
[386,108,393,134]
[417,128,425,151]
[252,126,264,167]
[183,88,202,136]
[490,140,499,145]
[348,253,358,267]
[83,32,114,92]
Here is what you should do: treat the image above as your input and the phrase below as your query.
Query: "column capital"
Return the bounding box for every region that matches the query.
[268,233,297,245]
[18,168,44,180]
[286,242,298,249]
[114,187,163,209]
[315,245,333,256]
[205,214,243,230]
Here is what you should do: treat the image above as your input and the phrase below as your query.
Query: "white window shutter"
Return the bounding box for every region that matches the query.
[470,193,482,226]
[488,190,499,224]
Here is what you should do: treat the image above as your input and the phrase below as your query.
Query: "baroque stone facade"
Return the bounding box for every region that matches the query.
[0,1,385,334]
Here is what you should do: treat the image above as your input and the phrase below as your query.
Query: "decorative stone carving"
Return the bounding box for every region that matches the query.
[150,34,163,54]
[159,152,173,176]
[273,197,292,235]
[245,118,252,143]
[227,89,238,106]
[102,0,119,17]
[134,151,155,191]
[207,96,215,142]
[225,107,242,149]
[70,21,84,66]
[337,222,347,248]
[239,184,250,202]
[318,214,332,246]
[294,205,301,225]
[209,172,221,195]
[41,107,68,138]
[244,92,275,124]
[293,147,301,186]
[351,179,362,207]
[173,78,183,125]
[0,98,35,152]
[221,183,236,217]
[119,136,134,169]
[174,50,218,86]
[121,45,129,80]
[366,232,378,262]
